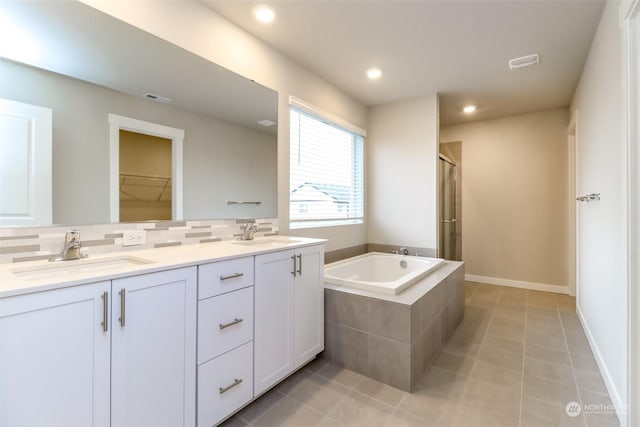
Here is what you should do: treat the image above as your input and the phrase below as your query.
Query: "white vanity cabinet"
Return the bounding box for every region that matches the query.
[111,267,197,427]
[0,281,111,427]
[0,238,325,427]
[0,267,197,427]
[254,244,324,395]
[197,257,255,427]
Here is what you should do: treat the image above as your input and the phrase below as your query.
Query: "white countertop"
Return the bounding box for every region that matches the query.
[0,236,326,298]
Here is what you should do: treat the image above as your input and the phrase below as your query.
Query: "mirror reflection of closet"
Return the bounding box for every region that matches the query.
[119,130,172,222]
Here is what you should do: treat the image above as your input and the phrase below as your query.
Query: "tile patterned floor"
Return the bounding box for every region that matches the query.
[221,283,620,427]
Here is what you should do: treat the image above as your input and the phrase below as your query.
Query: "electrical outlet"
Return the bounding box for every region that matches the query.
[122,230,147,247]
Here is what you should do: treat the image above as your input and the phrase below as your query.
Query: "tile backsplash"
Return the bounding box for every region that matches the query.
[0,218,278,264]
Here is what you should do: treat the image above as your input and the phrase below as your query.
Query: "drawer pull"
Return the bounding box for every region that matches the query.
[219,378,243,394]
[219,272,244,281]
[219,318,243,330]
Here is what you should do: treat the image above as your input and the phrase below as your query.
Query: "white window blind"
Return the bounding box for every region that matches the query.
[289,100,364,228]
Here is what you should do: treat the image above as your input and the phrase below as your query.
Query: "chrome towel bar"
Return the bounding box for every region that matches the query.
[227,201,262,205]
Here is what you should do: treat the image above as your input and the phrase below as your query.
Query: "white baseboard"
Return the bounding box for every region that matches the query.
[465,274,569,294]
[576,305,626,427]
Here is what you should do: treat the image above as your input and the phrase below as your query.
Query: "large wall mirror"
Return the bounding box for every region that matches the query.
[0,0,278,227]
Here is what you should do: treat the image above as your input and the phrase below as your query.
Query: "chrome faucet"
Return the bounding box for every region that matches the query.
[49,229,88,262]
[238,222,258,241]
[399,247,410,255]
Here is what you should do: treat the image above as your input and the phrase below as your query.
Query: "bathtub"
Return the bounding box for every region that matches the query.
[324,252,445,295]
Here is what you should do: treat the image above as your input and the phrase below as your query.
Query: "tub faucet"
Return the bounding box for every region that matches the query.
[49,229,88,262]
[399,247,409,255]
[238,222,258,241]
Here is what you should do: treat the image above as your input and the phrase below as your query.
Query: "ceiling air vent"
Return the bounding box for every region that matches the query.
[508,54,540,70]
[143,93,171,103]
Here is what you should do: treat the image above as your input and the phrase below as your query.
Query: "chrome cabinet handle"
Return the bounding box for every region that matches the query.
[291,255,297,277]
[219,272,243,281]
[219,318,243,330]
[118,288,126,327]
[297,254,302,275]
[101,291,109,332]
[219,378,243,394]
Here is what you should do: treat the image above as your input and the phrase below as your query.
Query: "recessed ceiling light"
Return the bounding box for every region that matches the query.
[254,5,275,23]
[366,68,382,80]
[463,105,477,114]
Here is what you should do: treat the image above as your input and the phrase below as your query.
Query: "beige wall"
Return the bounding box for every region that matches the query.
[367,95,439,250]
[81,0,367,252]
[119,131,172,222]
[440,108,569,287]
[119,131,172,178]
[570,0,627,415]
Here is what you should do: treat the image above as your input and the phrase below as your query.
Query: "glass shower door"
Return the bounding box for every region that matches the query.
[439,157,458,260]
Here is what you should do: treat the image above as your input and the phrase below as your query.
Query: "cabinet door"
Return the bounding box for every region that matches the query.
[111,267,197,427]
[0,282,111,427]
[254,249,295,395]
[294,244,325,368]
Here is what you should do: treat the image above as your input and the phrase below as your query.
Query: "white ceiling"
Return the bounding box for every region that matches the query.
[202,0,605,125]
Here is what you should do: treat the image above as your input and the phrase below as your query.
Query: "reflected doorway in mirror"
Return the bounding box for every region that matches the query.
[0,98,52,226]
[109,114,183,223]
[119,130,172,222]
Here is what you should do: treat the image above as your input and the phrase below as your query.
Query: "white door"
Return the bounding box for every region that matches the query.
[293,245,324,367]
[111,267,196,427]
[0,98,52,226]
[254,249,295,395]
[0,282,111,427]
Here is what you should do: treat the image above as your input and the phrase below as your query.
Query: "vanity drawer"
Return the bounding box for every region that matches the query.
[198,256,254,299]
[197,341,253,427]
[198,287,254,363]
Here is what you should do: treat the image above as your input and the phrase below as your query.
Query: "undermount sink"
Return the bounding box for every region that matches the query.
[12,256,155,281]
[233,236,306,247]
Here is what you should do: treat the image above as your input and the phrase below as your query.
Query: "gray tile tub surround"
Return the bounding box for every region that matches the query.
[323,261,465,392]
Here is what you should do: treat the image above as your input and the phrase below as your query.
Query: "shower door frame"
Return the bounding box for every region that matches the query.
[438,154,458,260]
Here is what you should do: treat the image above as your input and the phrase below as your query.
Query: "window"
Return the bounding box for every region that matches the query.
[289,98,365,228]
